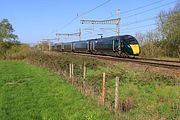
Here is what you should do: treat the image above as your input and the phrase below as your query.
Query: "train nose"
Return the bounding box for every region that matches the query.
[130,44,140,55]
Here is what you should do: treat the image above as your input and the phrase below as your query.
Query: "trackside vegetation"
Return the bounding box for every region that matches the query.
[136,3,180,58]
[9,50,178,120]
[0,61,114,120]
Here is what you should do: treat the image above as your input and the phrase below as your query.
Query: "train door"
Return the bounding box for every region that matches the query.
[61,43,64,51]
[87,41,90,51]
[113,39,119,51]
[72,42,75,51]
[90,42,92,51]
[90,41,95,53]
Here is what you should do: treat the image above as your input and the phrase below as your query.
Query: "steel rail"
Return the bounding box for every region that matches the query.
[47,51,180,69]
[136,57,180,64]
[71,52,180,69]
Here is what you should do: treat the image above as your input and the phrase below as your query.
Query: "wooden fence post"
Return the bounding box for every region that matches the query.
[102,72,106,105]
[83,62,86,79]
[69,63,72,78]
[115,76,120,112]
[99,72,106,106]
[71,63,74,84]
[81,81,85,93]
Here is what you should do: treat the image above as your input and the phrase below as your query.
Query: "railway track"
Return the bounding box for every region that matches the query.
[46,51,180,69]
[71,52,180,69]
[136,57,180,64]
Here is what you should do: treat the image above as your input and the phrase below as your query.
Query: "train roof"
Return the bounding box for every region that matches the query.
[55,43,62,45]
[72,40,88,43]
[88,35,135,42]
[51,35,136,45]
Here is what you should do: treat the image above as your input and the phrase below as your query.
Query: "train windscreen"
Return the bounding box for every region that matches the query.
[125,37,138,44]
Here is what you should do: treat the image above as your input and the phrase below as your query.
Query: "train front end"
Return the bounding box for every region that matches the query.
[124,35,140,56]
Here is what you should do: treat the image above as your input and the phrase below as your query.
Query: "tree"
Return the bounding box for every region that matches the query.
[136,31,164,57]
[0,19,18,42]
[157,3,180,57]
[135,3,180,58]
[0,19,19,59]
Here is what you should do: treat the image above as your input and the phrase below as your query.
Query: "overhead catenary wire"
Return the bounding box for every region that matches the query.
[81,0,178,39]
[121,23,157,31]
[46,0,111,42]
[121,16,157,27]
[122,0,167,14]
[123,0,179,19]
[121,12,176,27]
[120,18,180,35]
[83,27,117,37]
[60,0,112,30]
[81,16,180,39]
[122,16,180,27]
[78,0,112,18]
[121,28,157,34]
[83,17,180,38]
[107,0,168,18]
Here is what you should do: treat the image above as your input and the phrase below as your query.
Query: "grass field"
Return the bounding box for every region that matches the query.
[22,51,180,119]
[0,60,114,120]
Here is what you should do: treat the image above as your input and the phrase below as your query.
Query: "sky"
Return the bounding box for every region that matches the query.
[0,0,178,44]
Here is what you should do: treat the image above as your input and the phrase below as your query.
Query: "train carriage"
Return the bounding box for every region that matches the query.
[63,42,72,52]
[89,36,119,55]
[73,41,89,53]
[56,43,63,52]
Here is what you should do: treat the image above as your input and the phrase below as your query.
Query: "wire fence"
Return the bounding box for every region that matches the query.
[54,62,180,119]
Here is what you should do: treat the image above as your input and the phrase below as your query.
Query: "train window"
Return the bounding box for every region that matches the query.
[125,37,138,44]
[75,42,88,48]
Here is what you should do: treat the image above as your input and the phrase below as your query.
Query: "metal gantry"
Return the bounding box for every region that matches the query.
[56,29,81,41]
[80,9,120,36]
[80,18,120,25]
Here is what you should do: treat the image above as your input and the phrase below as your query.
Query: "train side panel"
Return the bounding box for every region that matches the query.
[95,39,113,51]
[89,37,120,55]
[73,41,89,53]
[56,43,63,51]
[63,43,72,52]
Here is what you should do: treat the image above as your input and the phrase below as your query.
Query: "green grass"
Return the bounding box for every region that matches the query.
[0,60,114,120]
[84,64,180,119]
[3,50,179,119]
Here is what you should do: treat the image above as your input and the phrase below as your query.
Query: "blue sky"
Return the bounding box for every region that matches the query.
[0,0,178,44]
